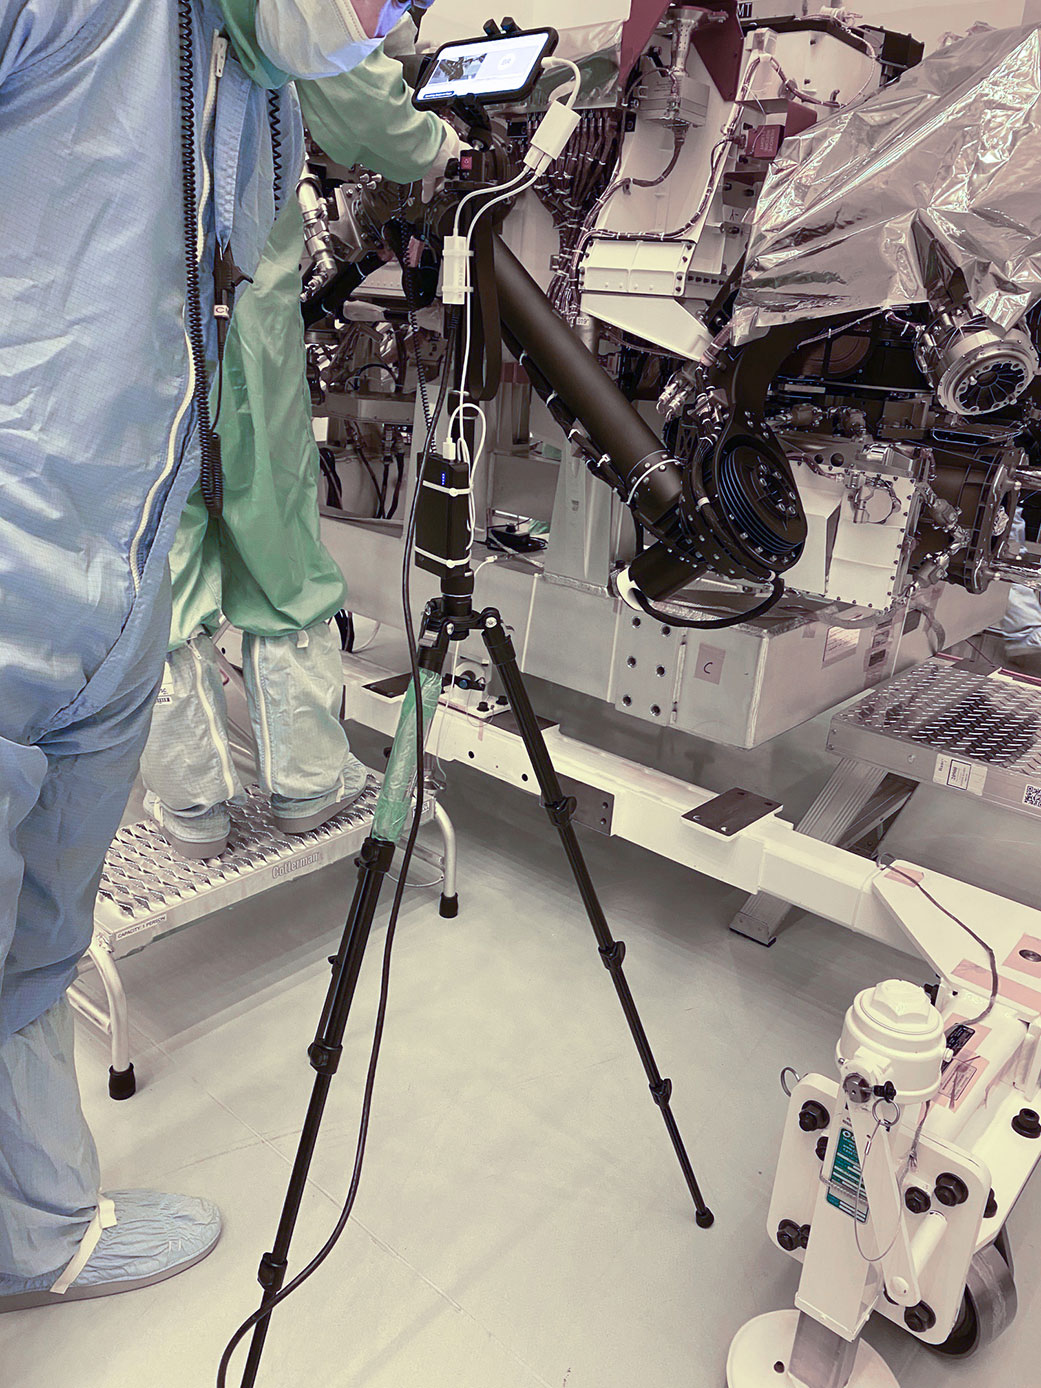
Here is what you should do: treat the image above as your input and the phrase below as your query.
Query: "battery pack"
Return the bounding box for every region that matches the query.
[415,451,472,577]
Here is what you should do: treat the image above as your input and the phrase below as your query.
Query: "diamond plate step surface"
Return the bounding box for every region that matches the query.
[828,657,1041,819]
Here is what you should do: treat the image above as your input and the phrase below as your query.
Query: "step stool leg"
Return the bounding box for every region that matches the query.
[433,801,459,918]
[89,940,136,1099]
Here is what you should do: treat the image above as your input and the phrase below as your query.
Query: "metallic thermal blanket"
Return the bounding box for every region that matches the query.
[734,24,1041,340]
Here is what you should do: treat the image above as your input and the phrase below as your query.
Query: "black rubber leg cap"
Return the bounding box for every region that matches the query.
[108,1063,136,1101]
[439,893,459,919]
[695,1209,715,1229]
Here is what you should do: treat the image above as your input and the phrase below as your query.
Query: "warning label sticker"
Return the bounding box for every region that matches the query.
[933,755,986,796]
[826,1119,869,1222]
[823,626,859,667]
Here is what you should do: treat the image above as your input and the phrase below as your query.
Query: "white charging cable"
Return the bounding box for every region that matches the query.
[440,59,583,543]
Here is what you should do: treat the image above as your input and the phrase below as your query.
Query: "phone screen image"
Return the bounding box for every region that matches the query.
[416,32,553,106]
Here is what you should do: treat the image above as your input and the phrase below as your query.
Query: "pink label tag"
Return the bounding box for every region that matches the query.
[953,960,1041,1015]
[1004,934,1041,979]
[936,1054,989,1110]
[884,864,923,885]
[935,1019,991,1112]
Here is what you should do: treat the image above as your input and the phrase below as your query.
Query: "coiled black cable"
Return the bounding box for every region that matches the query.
[268,89,283,215]
[177,0,222,515]
[628,575,785,629]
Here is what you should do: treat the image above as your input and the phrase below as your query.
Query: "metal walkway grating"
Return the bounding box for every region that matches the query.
[94,779,388,958]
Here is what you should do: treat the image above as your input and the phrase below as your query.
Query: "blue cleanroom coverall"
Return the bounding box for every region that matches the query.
[0,0,387,1311]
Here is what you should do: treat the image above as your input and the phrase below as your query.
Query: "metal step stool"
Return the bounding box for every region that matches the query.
[731,654,1041,946]
[826,654,1041,816]
[70,779,456,1098]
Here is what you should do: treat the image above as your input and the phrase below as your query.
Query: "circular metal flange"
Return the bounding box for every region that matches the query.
[727,1312,900,1388]
[917,316,1038,417]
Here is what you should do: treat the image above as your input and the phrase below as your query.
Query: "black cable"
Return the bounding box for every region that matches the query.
[216,314,460,1388]
[628,575,785,629]
[177,0,222,515]
[412,323,432,430]
[268,89,283,215]
[386,454,406,519]
[350,433,385,516]
[212,358,225,432]
[319,450,344,508]
[333,609,354,651]
[351,362,399,387]
[396,188,433,432]
[878,859,998,1029]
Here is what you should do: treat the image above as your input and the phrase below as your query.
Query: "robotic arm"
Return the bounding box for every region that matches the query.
[493,235,808,620]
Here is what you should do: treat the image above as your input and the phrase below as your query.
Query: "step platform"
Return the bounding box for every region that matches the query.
[92,778,405,960]
[828,656,1041,821]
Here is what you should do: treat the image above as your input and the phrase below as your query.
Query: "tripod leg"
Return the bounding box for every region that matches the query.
[234,620,453,1385]
[480,611,714,1227]
[238,837,395,1387]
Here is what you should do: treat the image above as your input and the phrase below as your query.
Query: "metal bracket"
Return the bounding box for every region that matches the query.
[684,787,780,836]
[557,774,616,834]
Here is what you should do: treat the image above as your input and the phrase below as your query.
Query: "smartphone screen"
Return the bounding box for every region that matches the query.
[415,30,556,107]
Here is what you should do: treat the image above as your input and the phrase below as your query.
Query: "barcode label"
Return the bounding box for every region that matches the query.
[1024,784,1041,809]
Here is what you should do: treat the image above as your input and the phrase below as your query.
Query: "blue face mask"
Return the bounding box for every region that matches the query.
[375,0,405,34]
[255,0,384,79]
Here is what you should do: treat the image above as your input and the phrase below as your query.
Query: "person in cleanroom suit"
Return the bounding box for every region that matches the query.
[141,21,458,858]
[0,0,454,1314]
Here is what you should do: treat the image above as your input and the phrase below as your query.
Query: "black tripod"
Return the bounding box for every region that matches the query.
[225,224,713,1388]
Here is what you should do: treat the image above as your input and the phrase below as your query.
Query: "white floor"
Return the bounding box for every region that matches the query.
[2,714,1039,1388]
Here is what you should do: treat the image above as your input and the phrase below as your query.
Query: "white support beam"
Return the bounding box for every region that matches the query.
[343,653,1037,959]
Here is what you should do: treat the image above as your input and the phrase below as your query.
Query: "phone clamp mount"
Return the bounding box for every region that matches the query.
[414,16,559,146]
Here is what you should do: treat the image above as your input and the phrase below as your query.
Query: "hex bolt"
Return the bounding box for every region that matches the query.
[1012,1107,1041,1139]
[904,1301,936,1334]
[798,1100,830,1133]
[904,1187,931,1215]
[815,1136,828,1162]
[985,1189,998,1219]
[798,1224,811,1249]
[934,1173,969,1208]
[776,1219,802,1252]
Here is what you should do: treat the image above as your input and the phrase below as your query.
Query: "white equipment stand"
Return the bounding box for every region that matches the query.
[70,779,455,1098]
[727,903,1038,1387]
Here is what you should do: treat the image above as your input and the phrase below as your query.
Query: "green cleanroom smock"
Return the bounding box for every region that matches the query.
[167,42,446,647]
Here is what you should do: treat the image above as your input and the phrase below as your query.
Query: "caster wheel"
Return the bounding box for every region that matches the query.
[932,1242,1017,1357]
[108,1063,136,1100]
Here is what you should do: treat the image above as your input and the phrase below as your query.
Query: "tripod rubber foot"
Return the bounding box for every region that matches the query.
[439,893,459,919]
[695,1208,715,1229]
[108,1063,136,1100]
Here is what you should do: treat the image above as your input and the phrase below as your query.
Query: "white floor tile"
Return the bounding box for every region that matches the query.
[2,747,1037,1388]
